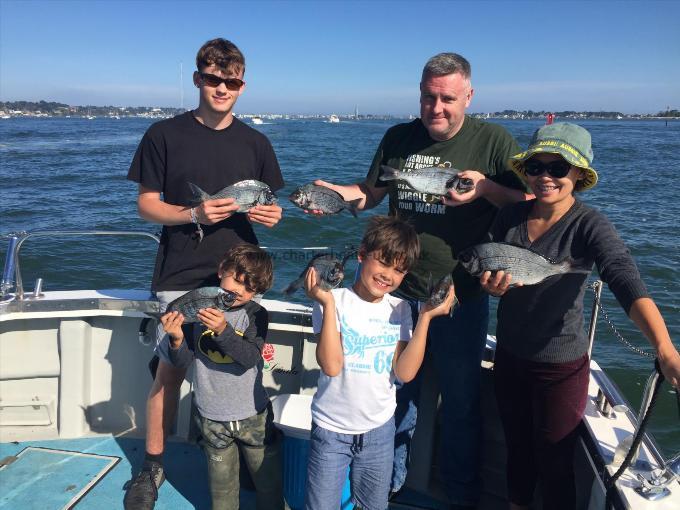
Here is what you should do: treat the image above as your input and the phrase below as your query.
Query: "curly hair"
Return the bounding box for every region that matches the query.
[219,244,273,294]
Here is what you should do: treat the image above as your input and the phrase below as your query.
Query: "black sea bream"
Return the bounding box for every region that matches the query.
[188,180,277,212]
[379,165,475,196]
[458,242,590,287]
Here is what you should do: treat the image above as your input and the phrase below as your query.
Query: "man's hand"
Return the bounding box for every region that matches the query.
[480,270,518,297]
[247,203,283,227]
[197,307,228,335]
[304,267,334,306]
[196,198,240,225]
[301,180,342,215]
[442,170,487,207]
[160,311,185,348]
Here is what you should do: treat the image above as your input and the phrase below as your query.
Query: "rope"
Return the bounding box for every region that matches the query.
[604,359,665,508]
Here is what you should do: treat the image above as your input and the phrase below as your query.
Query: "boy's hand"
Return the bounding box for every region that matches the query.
[480,270,518,297]
[198,307,228,335]
[304,267,333,306]
[160,311,185,347]
[197,198,240,225]
[421,285,456,318]
[247,203,283,227]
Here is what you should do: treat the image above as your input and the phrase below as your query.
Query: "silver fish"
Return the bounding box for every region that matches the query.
[283,251,356,295]
[188,180,277,212]
[379,165,475,196]
[288,184,360,217]
[425,273,456,313]
[458,242,590,287]
[152,287,238,323]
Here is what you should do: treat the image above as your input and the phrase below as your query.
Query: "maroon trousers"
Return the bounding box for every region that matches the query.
[494,347,589,509]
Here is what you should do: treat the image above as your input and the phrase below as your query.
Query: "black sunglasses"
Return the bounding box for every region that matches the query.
[199,72,244,90]
[524,159,572,178]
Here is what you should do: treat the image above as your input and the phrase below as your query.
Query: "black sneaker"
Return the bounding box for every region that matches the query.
[123,462,165,510]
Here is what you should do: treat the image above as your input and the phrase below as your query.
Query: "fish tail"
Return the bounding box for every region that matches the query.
[347,198,361,218]
[187,182,210,205]
[282,277,303,296]
[378,165,401,181]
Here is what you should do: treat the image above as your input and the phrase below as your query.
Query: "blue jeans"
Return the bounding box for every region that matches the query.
[391,293,489,506]
[305,417,395,510]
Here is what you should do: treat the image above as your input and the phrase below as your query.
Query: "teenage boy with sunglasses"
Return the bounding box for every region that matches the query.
[125,38,284,510]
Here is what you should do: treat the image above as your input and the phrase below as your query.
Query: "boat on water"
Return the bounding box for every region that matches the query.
[329,114,340,123]
[0,230,678,509]
[251,116,264,125]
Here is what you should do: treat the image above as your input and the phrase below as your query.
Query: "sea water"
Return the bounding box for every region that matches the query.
[1,116,678,456]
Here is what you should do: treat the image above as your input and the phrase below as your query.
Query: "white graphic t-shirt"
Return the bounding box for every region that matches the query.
[311,287,413,434]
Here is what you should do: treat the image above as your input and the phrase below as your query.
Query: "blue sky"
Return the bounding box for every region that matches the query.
[1,0,679,115]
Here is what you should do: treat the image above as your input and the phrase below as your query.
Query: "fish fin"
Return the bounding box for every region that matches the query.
[347,198,361,218]
[378,165,400,181]
[282,277,303,296]
[309,252,333,263]
[187,182,210,205]
[341,248,358,267]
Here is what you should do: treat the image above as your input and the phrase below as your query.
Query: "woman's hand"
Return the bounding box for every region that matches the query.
[658,343,680,389]
[480,270,518,297]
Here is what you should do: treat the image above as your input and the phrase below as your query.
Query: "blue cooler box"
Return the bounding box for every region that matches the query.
[272,394,353,510]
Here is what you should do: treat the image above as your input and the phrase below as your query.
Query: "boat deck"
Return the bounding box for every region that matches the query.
[0,435,450,509]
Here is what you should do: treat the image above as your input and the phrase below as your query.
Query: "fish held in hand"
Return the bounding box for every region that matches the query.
[379,165,475,196]
[288,183,360,217]
[458,242,591,287]
[150,287,238,323]
[188,180,277,212]
[425,273,457,316]
[283,251,355,295]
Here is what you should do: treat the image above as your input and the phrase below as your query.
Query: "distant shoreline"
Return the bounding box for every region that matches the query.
[0,100,678,121]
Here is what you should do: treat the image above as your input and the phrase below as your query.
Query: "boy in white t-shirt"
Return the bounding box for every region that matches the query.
[303,216,455,510]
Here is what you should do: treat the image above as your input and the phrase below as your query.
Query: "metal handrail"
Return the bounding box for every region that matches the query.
[1,230,160,300]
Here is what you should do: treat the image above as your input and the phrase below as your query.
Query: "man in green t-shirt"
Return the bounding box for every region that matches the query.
[309,53,529,509]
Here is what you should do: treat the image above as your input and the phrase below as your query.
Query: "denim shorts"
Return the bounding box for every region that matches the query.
[305,417,395,510]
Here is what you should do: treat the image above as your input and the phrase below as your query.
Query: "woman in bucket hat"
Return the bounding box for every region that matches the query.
[478,122,680,510]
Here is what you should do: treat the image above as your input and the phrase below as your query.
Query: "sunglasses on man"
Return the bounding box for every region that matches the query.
[199,72,244,90]
[524,158,572,178]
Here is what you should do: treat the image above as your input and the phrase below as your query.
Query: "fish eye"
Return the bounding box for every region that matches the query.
[458,252,471,263]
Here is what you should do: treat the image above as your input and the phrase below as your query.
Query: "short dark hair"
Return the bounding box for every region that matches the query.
[422,52,471,81]
[219,244,273,294]
[360,216,420,271]
[196,38,245,76]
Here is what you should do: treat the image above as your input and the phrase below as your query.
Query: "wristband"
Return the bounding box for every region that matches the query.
[190,207,204,242]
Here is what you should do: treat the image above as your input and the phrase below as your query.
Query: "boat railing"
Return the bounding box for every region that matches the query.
[586,280,680,500]
[0,230,160,301]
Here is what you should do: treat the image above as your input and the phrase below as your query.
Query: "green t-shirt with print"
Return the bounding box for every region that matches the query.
[365,116,523,301]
